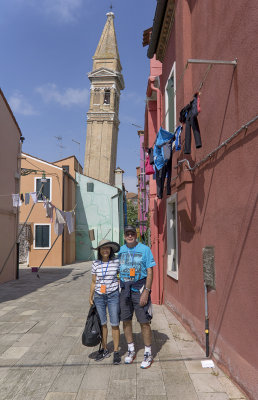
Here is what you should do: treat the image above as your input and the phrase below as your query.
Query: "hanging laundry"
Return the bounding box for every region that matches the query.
[145,154,155,175]
[155,162,172,199]
[25,193,30,205]
[179,94,202,154]
[12,194,21,207]
[147,148,154,165]
[153,127,175,199]
[54,208,66,236]
[44,200,54,222]
[175,125,183,151]
[64,211,75,234]
[30,192,38,204]
[20,193,24,203]
[153,127,175,171]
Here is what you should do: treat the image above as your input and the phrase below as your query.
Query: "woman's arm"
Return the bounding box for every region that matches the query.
[89,274,96,305]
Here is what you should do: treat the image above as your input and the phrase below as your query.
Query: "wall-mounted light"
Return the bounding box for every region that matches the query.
[41,171,47,183]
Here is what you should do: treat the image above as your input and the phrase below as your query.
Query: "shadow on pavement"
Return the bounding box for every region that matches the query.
[0,265,91,303]
[88,330,170,360]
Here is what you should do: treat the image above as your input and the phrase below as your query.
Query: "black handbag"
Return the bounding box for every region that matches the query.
[82,303,102,347]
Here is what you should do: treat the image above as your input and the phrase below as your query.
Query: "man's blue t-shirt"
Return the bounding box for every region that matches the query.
[118,242,156,283]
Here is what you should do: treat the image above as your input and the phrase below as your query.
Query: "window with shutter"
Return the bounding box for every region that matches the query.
[35,225,50,248]
[87,182,94,192]
[165,63,176,133]
[36,178,51,201]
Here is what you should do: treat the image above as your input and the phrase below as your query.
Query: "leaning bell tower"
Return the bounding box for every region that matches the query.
[84,12,124,185]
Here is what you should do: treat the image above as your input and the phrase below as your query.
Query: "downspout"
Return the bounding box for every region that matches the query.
[149,78,162,129]
[148,77,163,304]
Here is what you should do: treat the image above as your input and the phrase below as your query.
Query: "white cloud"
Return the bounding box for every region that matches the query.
[36,83,89,107]
[9,92,38,116]
[42,0,83,23]
[14,0,84,23]
[123,175,138,194]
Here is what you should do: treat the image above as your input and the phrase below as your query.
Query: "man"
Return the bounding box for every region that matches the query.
[118,225,156,368]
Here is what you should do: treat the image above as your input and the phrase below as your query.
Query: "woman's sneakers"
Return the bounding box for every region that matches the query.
[113,351,121,365]
[140,352,153,369]
[95,348,121,364]
[124,350,136,364]
[94,348,111,361]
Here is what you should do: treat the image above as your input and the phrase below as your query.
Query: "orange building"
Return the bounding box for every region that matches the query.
[19,153,81,268]
[0,89,22,283]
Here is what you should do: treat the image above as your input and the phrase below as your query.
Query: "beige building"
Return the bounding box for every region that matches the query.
[19,153,81,268]
[84,12,124,185]
[0,89,22,283]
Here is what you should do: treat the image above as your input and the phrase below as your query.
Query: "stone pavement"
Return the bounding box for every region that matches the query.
[0,261,247,400]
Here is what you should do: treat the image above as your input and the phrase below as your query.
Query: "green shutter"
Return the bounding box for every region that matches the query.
[35,225,49,248]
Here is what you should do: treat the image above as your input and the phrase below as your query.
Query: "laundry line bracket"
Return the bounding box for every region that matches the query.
[187,58,237,67]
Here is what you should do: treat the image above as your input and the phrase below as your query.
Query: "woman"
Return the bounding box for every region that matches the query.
[89,239,121,364]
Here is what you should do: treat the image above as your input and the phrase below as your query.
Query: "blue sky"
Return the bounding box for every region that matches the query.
[0,0,156,192]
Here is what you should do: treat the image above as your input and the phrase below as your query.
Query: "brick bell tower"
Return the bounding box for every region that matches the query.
[84,12,124,185]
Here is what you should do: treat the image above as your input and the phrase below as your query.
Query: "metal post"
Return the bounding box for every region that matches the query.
[16,242,19,279]
[204,283,209,357]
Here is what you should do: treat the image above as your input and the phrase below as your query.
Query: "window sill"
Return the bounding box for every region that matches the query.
[167,270,178,280]
[33,246,51,250]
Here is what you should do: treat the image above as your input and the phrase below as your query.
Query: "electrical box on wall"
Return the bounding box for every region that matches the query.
[203,246,216,289]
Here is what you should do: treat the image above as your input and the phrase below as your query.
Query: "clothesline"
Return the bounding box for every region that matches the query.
[1,190,76,213]
[0,183,76,277]
[173,115,258,174]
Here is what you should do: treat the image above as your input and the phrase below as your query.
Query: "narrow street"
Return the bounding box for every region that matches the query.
[0,262,247,400]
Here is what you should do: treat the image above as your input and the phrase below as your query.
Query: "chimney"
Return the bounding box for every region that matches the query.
[114,167,124,189]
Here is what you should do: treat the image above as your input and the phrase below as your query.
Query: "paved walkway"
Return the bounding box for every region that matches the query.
[0,261,247,400]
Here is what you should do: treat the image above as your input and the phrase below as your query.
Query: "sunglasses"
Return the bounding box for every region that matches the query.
[125,232,136,237]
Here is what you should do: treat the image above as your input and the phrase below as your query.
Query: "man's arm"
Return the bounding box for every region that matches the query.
[139,267,153,307]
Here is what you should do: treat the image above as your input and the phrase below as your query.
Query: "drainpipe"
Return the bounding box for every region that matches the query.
[148,76,163,304]
[149,77,162,128]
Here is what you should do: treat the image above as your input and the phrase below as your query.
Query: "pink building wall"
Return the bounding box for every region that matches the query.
[144,1,258,398]
[138,131,149,238]
[144,57,163,304]
[0,89,22,283]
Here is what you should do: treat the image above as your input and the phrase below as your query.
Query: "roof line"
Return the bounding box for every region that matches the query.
[147,0,167,59]
[22,152,63,170]
[0,88,22,137]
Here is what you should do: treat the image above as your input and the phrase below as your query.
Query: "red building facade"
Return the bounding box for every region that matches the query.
[143,1,258,398]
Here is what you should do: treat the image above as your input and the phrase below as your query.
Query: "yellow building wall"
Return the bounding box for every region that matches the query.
[20,155,64,267]
[20,154,77,268]
[54,156,82,180]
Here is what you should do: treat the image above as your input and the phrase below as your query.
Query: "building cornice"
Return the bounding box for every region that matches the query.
[88,68,124,90]
[156,0,176,62]
[147,0,175,62]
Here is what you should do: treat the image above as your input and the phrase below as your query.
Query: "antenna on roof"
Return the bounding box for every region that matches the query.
[72,139,81,161]
[54,136,65,158]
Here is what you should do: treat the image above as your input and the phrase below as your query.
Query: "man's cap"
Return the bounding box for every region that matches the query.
[124,225,136,234]
[93,239,120,253]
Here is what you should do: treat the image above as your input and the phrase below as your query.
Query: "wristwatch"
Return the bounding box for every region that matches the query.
[145,287,151,293]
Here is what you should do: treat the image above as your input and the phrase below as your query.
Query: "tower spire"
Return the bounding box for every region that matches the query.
[83,13,124,186]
